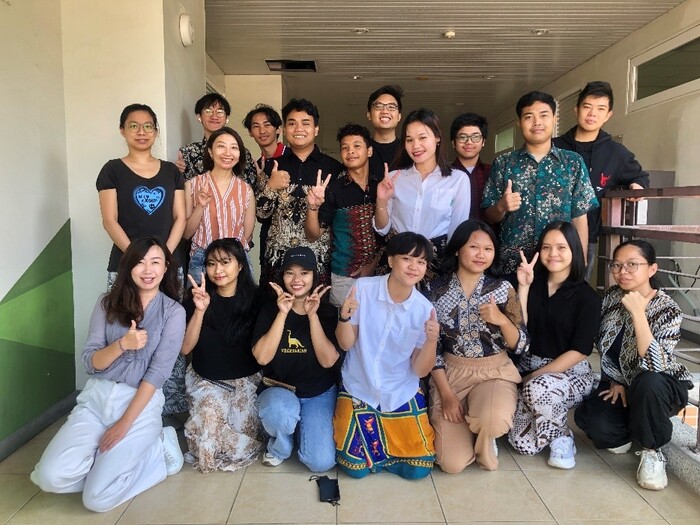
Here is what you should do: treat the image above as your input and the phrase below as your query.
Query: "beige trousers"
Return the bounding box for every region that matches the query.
[429,352,520,472]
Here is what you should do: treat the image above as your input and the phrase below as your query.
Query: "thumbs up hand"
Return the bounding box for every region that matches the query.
[479,293,507,326]
[120,320,148,351]
[424,309,440,343]
[498,179,522,213]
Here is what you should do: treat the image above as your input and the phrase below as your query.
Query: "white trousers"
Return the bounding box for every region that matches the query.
[31,378,167,512]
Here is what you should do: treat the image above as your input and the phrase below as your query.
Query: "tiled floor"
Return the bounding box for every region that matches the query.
[1,413,699,525]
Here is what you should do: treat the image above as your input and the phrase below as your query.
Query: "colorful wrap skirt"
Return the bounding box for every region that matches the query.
[333,387,435,479]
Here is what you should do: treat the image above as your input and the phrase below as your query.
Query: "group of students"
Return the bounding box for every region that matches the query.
[28,82,692,513]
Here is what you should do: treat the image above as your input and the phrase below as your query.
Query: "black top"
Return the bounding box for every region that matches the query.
[554,128,649,242]
[184,294,261,380]
[527,277,601,359]
[369,138,401,174]
[251,302,340,398]
[96,159,184,271]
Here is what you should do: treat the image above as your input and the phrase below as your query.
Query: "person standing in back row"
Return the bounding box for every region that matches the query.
[554,81,649,281]
[367,85,404,174]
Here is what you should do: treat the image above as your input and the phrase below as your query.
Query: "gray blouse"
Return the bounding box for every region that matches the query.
[81,292,186,389]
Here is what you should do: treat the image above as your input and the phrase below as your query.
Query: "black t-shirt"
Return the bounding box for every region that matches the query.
[527,278,601,359]
[96,159,184,271]
[369,138,401,175]
[184,294,261,380]
[251,302,340,398]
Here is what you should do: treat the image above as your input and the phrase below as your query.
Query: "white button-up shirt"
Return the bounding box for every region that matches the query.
[341,275,433,412]
[374,165,471,241]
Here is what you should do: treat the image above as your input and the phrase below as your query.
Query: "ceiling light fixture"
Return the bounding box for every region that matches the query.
[443,30,456,39]
[531,28,549,36]
[416,75,430,81]
[352,28,370,35]
[350,75,363,80]
[483,74,495,80]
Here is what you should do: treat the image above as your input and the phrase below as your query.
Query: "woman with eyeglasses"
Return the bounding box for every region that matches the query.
[374,109,472,276]
[574,240,692,491]
[97,103,187,416]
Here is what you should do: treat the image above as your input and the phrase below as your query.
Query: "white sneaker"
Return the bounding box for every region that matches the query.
[161,426,184,476]
[636,449,667,490]
[548,435,576,469]
[607,442,632,454]
[492,439,499,458]
[262,451,283,467]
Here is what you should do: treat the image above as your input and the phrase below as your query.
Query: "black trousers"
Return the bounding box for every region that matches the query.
[574,371,689,450]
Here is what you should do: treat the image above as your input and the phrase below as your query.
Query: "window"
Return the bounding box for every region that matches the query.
[494,125,515,153]
[556,89,581,137]
[629,24,700,111]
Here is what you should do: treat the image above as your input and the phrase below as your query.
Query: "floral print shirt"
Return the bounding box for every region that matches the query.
[482,145,597,274]
[425,273,529,369]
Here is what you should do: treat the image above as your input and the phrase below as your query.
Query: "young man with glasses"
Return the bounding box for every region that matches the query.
[554,81,649,281]
[366,85,403,175]
[450,113,490,220]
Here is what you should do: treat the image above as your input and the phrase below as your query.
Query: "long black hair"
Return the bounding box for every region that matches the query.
[103,237,179,326]
[198,238,259,347]
[534,221,586,287]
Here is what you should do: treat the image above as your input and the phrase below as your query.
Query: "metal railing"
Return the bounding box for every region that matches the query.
[601,185,700,452]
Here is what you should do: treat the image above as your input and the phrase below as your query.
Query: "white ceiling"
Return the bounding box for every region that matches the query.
[205,0,684,148]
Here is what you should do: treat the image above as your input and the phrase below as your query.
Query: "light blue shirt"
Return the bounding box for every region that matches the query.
[341,275,433,412]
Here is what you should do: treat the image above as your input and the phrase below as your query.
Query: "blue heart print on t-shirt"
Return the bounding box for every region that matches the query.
[133,186,166,215]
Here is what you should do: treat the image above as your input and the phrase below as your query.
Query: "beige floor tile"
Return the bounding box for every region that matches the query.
[118,464,243,524]
[615,468,700,520]
[7,491,127,525]
[525,469,661,522]
[432,468,554,522]
[337,471,443,523]
[228,471,337,524]
[557,521,668,525]
[244,454,337,476]
[594,446,641,471]
[667,520,700,525]
[0,475,40,524]
[0,417,67,476]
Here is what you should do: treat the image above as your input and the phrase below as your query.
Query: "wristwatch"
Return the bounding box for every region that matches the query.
[338,312,351,323]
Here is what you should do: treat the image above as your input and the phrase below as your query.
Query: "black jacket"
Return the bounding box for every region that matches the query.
[554,127,650,242]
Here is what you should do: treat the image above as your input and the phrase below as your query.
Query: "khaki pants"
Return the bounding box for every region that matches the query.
[429,352,520,472]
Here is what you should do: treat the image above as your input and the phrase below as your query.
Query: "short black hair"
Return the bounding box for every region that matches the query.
[202,127,246,175]
[450,113,488,141]
[282,98,320,125]
[516,91,556,118]
[577,81,614,110]
[386,232,434,264]
[442,220,499,275]
[336,123,372,147]
[534,221,585,285]
[119,103,158,130]
[242,104,283,131]
[367,85,404,112]
[194,93,231,116]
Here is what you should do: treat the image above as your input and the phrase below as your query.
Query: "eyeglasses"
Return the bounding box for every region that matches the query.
[126,122,156,134]
[371,102,399,112]
[608,261,649,274]
[202,108,227,118]
[456,133,483,144]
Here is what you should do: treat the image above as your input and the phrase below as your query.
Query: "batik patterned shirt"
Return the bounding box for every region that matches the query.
[482,145,597,275]
[425,273,529,369]
[179,137,258,190]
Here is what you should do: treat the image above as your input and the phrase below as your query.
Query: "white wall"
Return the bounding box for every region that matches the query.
[0,0,69,297]
[61,0,206,385]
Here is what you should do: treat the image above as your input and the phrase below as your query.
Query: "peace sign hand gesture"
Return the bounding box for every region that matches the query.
[339,285,359,319]
[517,250,539,287]
[304,285,331,316]
[377,163,400,203]
[196,185,213,209]
[187,272,210,311]
[269,282,294,314]
[307,169,332,209]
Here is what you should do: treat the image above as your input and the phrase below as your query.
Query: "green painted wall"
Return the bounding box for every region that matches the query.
[0,221,75,442]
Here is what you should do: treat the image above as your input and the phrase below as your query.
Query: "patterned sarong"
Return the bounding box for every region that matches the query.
[334,388,435,479]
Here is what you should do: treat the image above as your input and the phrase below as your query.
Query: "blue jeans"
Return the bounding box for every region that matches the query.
[257,385,337,472]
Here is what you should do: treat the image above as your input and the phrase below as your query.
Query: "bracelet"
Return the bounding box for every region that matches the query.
[338,312,351,323]
[118,338,126,353]
[308,205,320,211]
[376,206,387,211]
